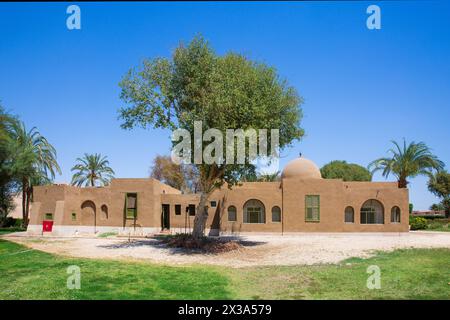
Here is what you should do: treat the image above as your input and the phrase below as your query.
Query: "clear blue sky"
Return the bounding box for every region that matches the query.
[1,1,449,210]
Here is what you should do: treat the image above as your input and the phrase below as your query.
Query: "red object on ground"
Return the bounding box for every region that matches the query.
[42,220,53,232]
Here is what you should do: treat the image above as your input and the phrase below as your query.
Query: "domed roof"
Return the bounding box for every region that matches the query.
[281,157,322,179]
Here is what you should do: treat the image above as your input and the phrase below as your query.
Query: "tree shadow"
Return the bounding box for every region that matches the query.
[97,235,267,256]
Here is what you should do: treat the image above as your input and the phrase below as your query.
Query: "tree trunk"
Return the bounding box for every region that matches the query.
[191,164,225,239]
[398,178,408,188]
[24,186,32,228]
[192,193,209,239]
[21,178,27,228]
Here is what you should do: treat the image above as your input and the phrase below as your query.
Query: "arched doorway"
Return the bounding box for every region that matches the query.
[81,200,97,232]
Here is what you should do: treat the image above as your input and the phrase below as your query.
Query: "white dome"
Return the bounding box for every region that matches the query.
[281,157,322,179]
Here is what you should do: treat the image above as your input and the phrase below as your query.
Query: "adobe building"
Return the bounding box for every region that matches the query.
[27,157,409,236]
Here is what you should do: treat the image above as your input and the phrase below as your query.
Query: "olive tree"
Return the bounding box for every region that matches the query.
[118,36,304,238]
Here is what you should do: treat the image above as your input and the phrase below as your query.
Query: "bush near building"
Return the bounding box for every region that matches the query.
[409,216,428,230]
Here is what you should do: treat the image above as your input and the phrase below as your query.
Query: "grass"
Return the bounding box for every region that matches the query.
[0,227,26,235]
[229,249,450,299]
[0,239,449,300]
[0,240,229,299]
[97,232,118,238]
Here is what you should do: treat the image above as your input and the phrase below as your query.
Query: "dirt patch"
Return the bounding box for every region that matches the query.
[2,232,450,267]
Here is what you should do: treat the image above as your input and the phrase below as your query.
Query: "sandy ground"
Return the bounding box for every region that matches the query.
[2,232,450,267]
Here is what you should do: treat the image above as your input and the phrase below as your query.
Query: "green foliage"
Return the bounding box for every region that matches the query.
[1,217,23,228]
[409,216,428,230]
[118,35,304,192]
[428,171,450,198]
[71,153,115,187]
[369,139,444,188]
[0,106,18,222]
[97,232,118,238]
[428,171,450,217]
[10,121,61,183]
[0,104,60,227]
[118,36,305,237]
[409,203,413,213]
[430,203,445,211]
[426,219,450,232]
[9,120,61,227]
[320,160,371,181]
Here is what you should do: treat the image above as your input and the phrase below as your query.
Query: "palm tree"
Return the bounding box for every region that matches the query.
[10,122,61,226]
[369,139,444,188]
[0,106,18,222]
[71,153,115,187]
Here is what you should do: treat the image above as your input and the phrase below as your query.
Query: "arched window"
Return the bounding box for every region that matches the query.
[391,206,401,223]
[228,206,237,222]
[243,199,265,224]
[360,199,384,224]
[272,206,281,222]
[345,206,354,223]
[100,204,108,220]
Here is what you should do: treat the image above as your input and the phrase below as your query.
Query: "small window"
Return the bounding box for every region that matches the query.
[125,193,137,219]
[45,213,53,220]
[272,206,281,222]
[71,213,77,221]
[100,205,108,220]
[305,195,320,222]
[345,206,354,223]
[228,206,237,222]
[175,205,181,215]
[188,204,196,216]
[391,206,401,223]
[210,201,217,208]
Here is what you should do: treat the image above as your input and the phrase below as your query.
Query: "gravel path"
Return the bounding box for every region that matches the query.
[2,232,450,267]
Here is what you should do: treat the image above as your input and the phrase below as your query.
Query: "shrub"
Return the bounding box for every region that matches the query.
[14,219,23,227]
[415,215,446,220]
[409,216,428,230]
[426,219,450,231]
[97,232,118,238]
[1,217,22,228]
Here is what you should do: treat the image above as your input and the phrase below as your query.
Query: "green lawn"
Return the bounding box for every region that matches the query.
[0,239,449,300]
